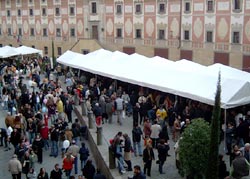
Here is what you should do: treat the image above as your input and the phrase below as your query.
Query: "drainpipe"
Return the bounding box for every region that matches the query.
[178,0,182,49]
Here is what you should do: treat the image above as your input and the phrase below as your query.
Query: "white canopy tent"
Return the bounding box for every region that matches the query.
[0,46,20,58]
[57,49,250,109]
[16,45,43,56]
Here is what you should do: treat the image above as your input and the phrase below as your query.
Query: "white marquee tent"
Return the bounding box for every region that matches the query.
[16,45,43,56]
[0,45,43,58]
[57,49,250,109]
[0,46,20,58]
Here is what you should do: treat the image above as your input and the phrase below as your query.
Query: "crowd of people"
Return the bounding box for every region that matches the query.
[1,57,250,179]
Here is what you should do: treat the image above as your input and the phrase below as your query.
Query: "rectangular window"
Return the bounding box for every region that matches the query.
[8,28,11,36]
[159,3,166,13]
[92,2,97,13]
[117,28,122,38]
[185,2,191,12]
[159,30,165,40]
[7,10,11,17]
[0,28,2,36]
[184,30,190,40]
[135,4,142,14]
[207,0,214,12]
[31,45,35,48]
[43,28,47,36]
[233,31,240,43]
[42,8,46,16]
[56,28,61,37]
[17,0,21,4]
[30,28,35,36]
[41,0,46,3]
[70,28,75,37]
[116,4,122,14]
[234,0,241,10]
[17,9,21,16]
[44,46,48,55]
[57,47,62,55]
[55,7,60,16]
[0,44,2,47]
[136,29,141,38]
[206,31,213,42]
[18,28,22,36]
[70,7,75,15]
[29,0,33,3]
[29,9,33,16]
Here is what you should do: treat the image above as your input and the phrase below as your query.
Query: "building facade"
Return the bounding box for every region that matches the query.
[0,0,250,70]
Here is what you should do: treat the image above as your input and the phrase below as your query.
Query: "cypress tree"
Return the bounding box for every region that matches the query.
[205,72,221,179]
[52,40,55,68]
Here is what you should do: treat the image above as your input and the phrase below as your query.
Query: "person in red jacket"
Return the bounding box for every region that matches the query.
[40,124,49,150]
[63,152,75,179]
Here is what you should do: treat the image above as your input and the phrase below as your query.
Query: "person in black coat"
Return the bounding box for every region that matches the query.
[82,159,96,179]
[65,100,73,123]
[143,143,155,177]
[32,134,44,164]
[157,139,169,174]
[133,103,140,127]
[93,169,106,179]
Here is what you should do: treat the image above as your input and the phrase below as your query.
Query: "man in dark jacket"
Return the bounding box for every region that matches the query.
[130,165,146,179]
[50,163,63,179]
[132,124,143,157]
[230,151,249,178]
[143,143,154,177]
[157,139,169,174]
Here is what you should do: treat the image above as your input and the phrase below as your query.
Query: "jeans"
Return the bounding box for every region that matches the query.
[50,140,58,157]
[43,139,49,150]
[65,169,72,179]
[34,103,41,112]
[159,160,165,174]
[74,156,78,174]
[80,159,87,170]
[117,156,125,173]
[133,141,142,156]
[29,132,35,144]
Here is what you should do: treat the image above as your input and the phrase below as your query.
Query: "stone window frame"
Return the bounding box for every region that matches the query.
[43,28,48,37]
[7,9,11,17]
[206,30,213,43]
[17,9,22,16]
[157,0,167,14]
[69,5,76,16]
[18,28,22,36]
[70,28,76,37]
[44,46,48,55]
[91,1,97,14]
[115,2,123,15]
[55,7,61,16]
[30,28,35,36]
[184,0,192,14]
[29,8,34,16]
[206,0,214,12]
[57,47,62,56]
[116,28,123,38]
[42,7,47,16]
[134,1,143,15]
[183,30,190,40]
[56,28,61,37]
[232,0,242,13]
[8,28,12,36]
[232,31,240,44]
[158,29,165,40]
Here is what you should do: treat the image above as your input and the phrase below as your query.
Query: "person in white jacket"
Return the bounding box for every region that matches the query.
[8,154,22,179]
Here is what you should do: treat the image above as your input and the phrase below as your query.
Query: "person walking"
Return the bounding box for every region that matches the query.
[157,139,169,174]
[50,163,63,179]
[8,154,22,179]
[62,152,75,179]
[132,123,143,157]
[32,134,44,164]
[37,167,49,179]
[67,140,80,175]
[143,143,155,177]
[82,159,96,179]
[150,120,161,149]
[123,133,133,171]
[79,142,90,169]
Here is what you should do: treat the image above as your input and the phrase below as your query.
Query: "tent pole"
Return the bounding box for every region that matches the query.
[224,108,227,153]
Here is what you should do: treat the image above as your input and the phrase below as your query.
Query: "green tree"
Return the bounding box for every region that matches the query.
[52,40,55,69]
[179,118,211,179]
[205,73,221,179]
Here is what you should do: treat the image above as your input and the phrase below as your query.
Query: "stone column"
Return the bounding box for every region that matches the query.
[109,146,116,169]
[97,126,102,145]
[87,111,93,129]
[81,99,87,116]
